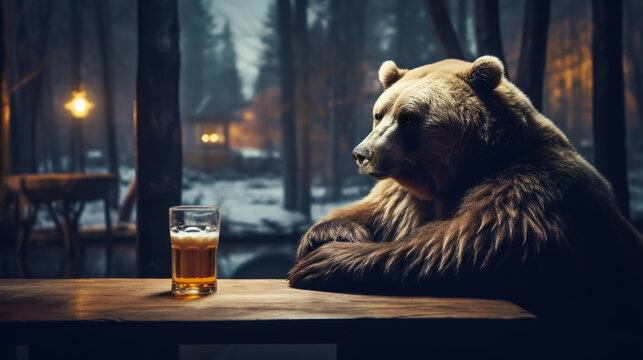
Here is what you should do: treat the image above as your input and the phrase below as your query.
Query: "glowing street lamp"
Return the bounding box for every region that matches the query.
[64,90,94,118]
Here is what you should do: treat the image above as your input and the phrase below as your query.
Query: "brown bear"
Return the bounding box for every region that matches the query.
[288,56,643,325]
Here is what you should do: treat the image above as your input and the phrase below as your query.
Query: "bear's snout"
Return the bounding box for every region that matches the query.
[352,144,372,167]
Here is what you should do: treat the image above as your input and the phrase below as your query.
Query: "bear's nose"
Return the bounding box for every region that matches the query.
[352,145,372,166]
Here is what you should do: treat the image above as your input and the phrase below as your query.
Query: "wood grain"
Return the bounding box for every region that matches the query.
[0,279,537,345]
[0,279,533,321]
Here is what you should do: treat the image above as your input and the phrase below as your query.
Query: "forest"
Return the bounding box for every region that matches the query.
[1,0,642,279]
[0,1,642,359]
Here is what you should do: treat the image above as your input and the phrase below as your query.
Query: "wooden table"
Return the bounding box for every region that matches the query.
[0,279,538,359]
[4,173,118,254]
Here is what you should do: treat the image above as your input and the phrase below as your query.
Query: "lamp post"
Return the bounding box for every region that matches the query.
[65,89,93,172]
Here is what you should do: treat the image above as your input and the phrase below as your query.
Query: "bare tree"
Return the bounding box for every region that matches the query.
[515,0,550,111]
[624,0,643,133]
[41,71,61,173]
[28,0,52,172]
[454,0,472,59]
[422,0,464,59]
[70,0,84,173]
[327,0,365,201]
[136,0,182,277]
[295,0,310,218]
[326,0,341,201]
[93,0,119,208]
[474,0,506,68]
[0,0,9,220]
[592,0,630,219]
[278,0,298,211]
[427,0,550,113]
[8,0,50,173]
[396,0,409,65]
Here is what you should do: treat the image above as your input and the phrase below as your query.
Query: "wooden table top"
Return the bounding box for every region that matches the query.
[4,173,118,190]
[4,173,118,201]
[0,279,537,345]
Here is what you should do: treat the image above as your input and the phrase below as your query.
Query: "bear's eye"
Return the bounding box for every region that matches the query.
[399,112,416,124]
[374,113,382,121]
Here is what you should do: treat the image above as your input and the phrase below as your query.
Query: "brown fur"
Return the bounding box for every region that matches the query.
[289,57,643,324]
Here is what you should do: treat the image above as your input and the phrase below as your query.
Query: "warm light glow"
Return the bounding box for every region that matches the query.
[64,90,94,118]
[201,132,224,144]
[243,110,255,121]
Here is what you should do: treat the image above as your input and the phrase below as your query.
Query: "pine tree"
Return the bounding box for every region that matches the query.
[179,0,215,117]
[394,0,441,68]
[210,20,244,111]
[277,0,297,210]
[254,2,279,95]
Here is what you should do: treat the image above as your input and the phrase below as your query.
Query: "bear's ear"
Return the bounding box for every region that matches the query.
[379,60,407,89]
[462,56,504,92]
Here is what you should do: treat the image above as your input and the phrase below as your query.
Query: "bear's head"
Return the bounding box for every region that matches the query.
[352,56,521,199]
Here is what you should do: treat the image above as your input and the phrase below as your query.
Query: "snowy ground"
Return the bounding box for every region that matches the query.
[71,166,370,235]
[629,161,643,219]
[39,146,643,232]
[181,169,375,234]
[17,148,643,279]
[27,168,371,279]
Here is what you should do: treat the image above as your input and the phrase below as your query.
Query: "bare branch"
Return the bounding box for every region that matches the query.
[515,0,550,110]
[8,47,59,94]
[423,0,464,59]
[474,0,506,69]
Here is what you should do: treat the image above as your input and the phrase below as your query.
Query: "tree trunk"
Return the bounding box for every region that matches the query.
[42,71,61,173]
[179,0,206,119]
[277,0,298,211]
[70,0,84,173]
[474,0,506,69]
[396,0,409,65]
[423,0,464,59]
[8,0,25,174]
[28,0,52,173]
[326,0,341,201]
[136,0,182,277]
[455,0,470,59]
[624,0,643,134]
[94,0,119,208]
[592,0,630,219]
[8,0,34,174]
[515,0,550,111]
[327,0,365,201]
[295,0,310,218]
[0,0,9,220]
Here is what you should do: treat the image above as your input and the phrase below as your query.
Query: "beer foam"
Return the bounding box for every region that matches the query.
[171,231,219,247]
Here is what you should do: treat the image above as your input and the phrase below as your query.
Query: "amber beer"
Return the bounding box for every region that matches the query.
[171,231,219,294]
[169,206,221,295]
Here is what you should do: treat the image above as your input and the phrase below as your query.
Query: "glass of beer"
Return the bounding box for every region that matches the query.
[169,206,221,295]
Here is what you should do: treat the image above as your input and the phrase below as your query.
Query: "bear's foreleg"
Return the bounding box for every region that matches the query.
[295,219,372,261]
[289,196,564,295]
[288,224,513,294]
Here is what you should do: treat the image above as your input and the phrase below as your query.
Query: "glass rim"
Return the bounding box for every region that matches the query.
[169,205,221,212]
